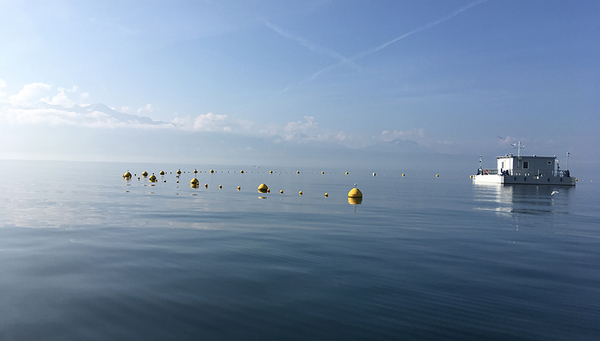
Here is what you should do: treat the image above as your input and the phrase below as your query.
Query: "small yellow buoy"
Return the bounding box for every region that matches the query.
[219,184,222,189]
[210,169,214,173]
[321,171,325,174]
[142,171,148,177]
[193,169,198,174]
[176,180,179,183]
[123,171,132,179]
[348,188,362,198]
[373,172,376,177]
[269,170,273,174]
[177,169,181,175]
[190,178,199,186]
[299,191,303,195]
[149,175,157,182]
[436,174,439,177]
[159,170,165,175]
[345,172,349,175]
[324,193,328,197]
[163,180,166,183]
[258,183,269,192]
[205,183,208,188]
[402,173,405,177]
[240,170,244,174]
[296,170,300,174]
[237,186,241,191]
[267,188,270,193]
[280,190,284,194]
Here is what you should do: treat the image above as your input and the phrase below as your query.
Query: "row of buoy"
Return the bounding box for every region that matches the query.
[125,173,365,204]
[126,170,457,178]
[176,179,365,202]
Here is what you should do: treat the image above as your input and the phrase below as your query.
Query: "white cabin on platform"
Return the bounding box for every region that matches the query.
[472,153,575,186]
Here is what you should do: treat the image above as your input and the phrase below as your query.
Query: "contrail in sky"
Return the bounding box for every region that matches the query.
[263,19,360,71]
[308,0,489,80]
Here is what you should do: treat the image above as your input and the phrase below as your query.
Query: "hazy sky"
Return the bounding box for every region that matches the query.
[1,0,598,172]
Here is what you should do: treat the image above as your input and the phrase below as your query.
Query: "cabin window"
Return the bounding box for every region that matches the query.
[523,161,529,169]
[547,161,552,165]
[524,177,527,181]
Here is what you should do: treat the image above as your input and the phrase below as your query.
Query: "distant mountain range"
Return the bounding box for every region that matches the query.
[37,102,168,126]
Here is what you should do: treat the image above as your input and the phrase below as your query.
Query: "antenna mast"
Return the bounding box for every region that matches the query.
[566,152,570,170]
[512,141,524,157]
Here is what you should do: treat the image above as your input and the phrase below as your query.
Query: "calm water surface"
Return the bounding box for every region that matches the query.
[1,160,599,340]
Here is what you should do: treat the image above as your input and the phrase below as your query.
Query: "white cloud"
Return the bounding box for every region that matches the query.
[137,104,156,114]
[41,87,76,107]
[379,128,425,142]
[0,106,78,125]
[284,116,317,133]
[0,81,362,150]
[9,83,52,107]
[171,112,243,132]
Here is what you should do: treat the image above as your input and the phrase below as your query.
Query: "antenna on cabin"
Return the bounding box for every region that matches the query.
[566,152,570,170]
[479,155,482,171]
[511,141,524,158]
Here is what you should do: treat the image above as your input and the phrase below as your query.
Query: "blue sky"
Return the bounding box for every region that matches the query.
[1,0,598,173]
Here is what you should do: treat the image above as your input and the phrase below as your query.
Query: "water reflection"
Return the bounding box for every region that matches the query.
[474,184,573,218]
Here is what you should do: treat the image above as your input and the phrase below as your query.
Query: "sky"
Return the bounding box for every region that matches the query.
[1,0,598,174]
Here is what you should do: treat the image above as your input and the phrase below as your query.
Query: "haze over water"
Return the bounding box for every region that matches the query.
[1,160,599,340]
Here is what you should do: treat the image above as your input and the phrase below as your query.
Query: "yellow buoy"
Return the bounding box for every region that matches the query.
[190,178,199,186]
[193,169,198,174]
[269,170,273,174]
[149,175,157,182]
[436,174,439,177]
[345,172,349,175]
[219,184,222,189]
[258,183,269,192]
[205,183,208,188]
[280,190,284,194]
[373,172,376,177]
[321,171,325,174]
[402,173,405,177]
[123,171,132,179]
[142,171,148,177]
[267,188,270,193]
[324,193,328,197]
[237,186,241,191]
[164,180,166,183]
[176,169,181,175]
[176,180,179,183]
[159,170,165,175]
[210,169,214,173]
[299,191,303,195]
[348,188,363,198]
[296,170,300,174]
[240,170,244,174]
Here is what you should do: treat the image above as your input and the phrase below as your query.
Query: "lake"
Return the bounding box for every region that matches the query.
[1,160,599,340]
